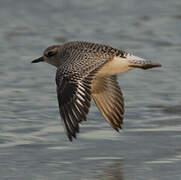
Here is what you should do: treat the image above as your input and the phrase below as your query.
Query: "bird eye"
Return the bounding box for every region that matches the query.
[46,51,55,57]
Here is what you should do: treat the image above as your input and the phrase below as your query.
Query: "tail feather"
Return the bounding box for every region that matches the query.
[125,54,162,70]
[129,62,162,70]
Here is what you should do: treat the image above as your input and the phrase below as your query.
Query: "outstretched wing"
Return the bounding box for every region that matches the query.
[55,42,120,141]
[56,71,95,141]
[92,75,124,131]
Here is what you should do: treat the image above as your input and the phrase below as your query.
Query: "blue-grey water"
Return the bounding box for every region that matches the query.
[0,0,181,179]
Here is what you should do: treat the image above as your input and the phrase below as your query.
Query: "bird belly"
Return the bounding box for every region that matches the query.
[96,56,133,77]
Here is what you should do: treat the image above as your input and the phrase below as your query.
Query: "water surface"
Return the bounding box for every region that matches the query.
[0,0,181,179]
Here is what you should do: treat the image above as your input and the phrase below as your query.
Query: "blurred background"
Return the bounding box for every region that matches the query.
[0,0,181,179]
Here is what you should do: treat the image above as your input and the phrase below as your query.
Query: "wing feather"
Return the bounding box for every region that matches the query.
[92,75,124,131]
[56,71,96,141]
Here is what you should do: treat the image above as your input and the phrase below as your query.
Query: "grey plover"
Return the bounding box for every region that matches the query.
[32,41,161,141]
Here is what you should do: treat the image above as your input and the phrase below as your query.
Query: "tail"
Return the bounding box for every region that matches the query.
[129,61,162,70]
[126,54,162,70]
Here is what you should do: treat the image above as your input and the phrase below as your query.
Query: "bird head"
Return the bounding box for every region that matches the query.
[32,45,62,67]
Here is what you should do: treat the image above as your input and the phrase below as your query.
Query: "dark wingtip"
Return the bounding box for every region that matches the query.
[67,131,78,142]
[68,135,73,142]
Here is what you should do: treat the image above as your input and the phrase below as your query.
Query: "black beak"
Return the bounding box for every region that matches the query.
[31,56,44,63]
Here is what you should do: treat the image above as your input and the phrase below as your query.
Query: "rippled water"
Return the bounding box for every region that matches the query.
[0,0,181,179]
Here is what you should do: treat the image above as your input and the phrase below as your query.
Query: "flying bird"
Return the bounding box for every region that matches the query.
[32,41,161,141]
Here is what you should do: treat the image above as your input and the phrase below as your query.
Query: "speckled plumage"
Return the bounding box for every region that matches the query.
[32,41,161,141]
[56,41,126,76]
